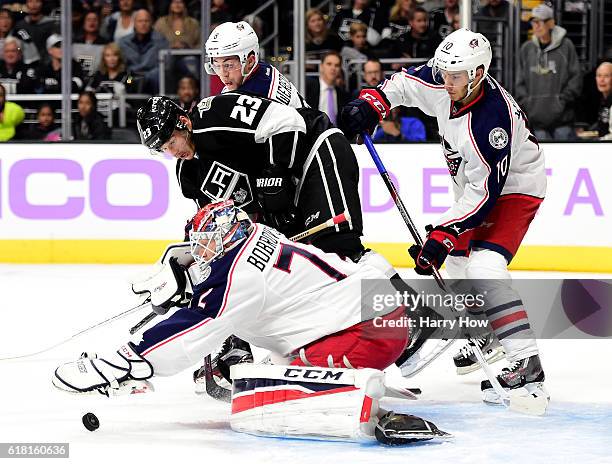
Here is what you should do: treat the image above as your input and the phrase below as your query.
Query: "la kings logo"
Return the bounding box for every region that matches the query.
[200,161,253,207]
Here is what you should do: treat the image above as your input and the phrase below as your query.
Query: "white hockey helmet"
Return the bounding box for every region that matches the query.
[204,21,259,77]
[431,28,492,98]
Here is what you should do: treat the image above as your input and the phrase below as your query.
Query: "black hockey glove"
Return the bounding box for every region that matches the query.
[408,225,458,276]
[339,88,390,139]
[256,165,301,235]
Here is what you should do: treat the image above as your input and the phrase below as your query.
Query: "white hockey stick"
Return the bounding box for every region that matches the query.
[472,342,510,403]
[0,299,151,361]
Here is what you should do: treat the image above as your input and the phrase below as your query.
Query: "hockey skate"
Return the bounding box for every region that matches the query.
[375,411,452,445]
[480,354,549,415]
[194,335,253,396]
[453,332,505,375]
[395,304,459,378]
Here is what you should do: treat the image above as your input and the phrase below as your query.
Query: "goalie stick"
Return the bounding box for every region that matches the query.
[0,299,151,361]
[129,311,158,335]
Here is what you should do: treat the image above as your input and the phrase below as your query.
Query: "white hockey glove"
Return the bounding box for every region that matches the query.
[132,257,192,315]
[52,343,154,396]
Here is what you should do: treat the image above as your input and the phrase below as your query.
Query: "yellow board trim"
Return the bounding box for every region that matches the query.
[0,240,176,264]
[0,240,611,273]
[366,242,612,273]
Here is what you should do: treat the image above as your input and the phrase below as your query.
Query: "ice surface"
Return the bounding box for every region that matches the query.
[0,265,610,463]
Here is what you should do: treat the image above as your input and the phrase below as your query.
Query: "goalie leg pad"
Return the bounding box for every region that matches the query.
[52,343,153,396]
[229,364,385,442]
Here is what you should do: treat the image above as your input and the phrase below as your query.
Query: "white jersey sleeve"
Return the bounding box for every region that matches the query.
[378,64,448,117]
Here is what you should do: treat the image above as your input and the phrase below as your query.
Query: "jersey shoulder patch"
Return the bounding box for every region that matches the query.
[190,242,246,317]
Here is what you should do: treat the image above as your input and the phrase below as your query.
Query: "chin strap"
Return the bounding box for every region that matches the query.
[461,71,487,103]
[241,59,259,78]
[461,78,483,103]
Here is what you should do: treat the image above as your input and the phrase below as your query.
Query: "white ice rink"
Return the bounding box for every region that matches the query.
[1,264,610,464]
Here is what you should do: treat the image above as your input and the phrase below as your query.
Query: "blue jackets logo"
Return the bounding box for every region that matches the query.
[489,127,508,149]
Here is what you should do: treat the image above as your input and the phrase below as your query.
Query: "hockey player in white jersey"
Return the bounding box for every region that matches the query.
[340,28,548,405]
[205,21,307,108]
[52,200,450,445]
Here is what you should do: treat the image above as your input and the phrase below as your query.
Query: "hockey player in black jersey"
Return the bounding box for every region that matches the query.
[142,22,318,387]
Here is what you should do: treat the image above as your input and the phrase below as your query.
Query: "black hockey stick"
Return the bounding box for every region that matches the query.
[0,299,151,361]
[129,311,158,335]
[289,211,350,242]
[202,354,232,402]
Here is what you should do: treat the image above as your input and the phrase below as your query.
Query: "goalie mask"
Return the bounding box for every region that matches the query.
[136,96,189,156]
[189,200,253,272]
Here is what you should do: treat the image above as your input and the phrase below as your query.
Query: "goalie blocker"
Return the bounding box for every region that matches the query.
[230,364,450,444]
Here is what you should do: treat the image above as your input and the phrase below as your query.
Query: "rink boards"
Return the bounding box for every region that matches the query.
[0,142,610,272]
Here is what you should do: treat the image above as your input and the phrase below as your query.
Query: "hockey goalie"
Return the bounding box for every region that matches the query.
[52,200,450,445]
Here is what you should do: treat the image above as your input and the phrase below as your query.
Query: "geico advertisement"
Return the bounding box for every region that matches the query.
[0,144,195,239]
[0,143,610,246]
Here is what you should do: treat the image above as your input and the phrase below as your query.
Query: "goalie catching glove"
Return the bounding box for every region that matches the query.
[408,225,458,275]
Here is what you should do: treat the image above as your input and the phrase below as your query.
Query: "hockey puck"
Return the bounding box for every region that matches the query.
[82,412,100,431]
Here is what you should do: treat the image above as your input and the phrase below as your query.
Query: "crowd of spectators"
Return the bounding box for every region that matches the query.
[0,0,610,142]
